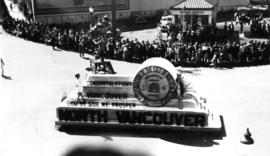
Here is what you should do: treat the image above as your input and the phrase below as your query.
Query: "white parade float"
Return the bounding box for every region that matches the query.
[55,58,226,139]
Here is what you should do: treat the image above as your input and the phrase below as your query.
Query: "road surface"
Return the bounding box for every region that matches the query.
[1,29,270,156]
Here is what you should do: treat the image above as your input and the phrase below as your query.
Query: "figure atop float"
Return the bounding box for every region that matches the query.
[55,58,226,138]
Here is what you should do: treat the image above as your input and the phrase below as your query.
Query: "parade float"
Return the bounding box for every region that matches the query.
[55,58,226,139]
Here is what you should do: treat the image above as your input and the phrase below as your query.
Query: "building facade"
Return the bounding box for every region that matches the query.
[29,0,177,24]
[218,0,250,11]
[169,0,218,26]
[26,0,251,24]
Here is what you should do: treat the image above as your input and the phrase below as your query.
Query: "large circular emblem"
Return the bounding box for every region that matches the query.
[133,66,176,107]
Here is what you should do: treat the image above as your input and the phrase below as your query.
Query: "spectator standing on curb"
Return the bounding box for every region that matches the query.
[224,22,228,37]
[51,27,58,50]
[240,22,244,34]
[239,43,245,63]
[234,10,240,25]
[229,22,234,36]
[78,34,86,57]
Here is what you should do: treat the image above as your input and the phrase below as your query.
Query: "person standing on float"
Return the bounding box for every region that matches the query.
[94,37,106,62]
[75,74,84,102]
[175,69,197,109]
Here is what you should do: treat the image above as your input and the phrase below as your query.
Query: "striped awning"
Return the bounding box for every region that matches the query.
[170,0,216,10]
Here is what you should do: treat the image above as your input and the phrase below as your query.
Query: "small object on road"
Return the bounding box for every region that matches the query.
[102,135,113,141]
[1,58,12,80]
[1,58,5,76]
[240,128,254,145]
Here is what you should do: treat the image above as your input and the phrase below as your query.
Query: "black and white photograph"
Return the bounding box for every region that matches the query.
[1,0,270,156]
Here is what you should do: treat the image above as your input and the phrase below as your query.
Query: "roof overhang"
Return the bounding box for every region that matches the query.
[170,0,217,10]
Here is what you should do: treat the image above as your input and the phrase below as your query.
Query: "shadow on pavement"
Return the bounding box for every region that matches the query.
[57,124,223,147]
[64,145,148,156]
[161,133,221,147]
[1,74,12,80]
[180,68,202,76]
[53,47,62,51]
[82,56,91,60]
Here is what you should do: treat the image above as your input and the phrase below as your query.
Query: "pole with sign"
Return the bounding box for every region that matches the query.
[182,6,186,30]
[111,0,116,49]
[89,6,94,29]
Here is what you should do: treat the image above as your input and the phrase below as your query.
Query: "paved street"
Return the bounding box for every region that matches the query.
[1,26,270,156]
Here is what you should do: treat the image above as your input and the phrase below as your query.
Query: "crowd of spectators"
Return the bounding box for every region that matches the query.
[0,0,9,23]
[2,14,120,56]
[158,21,221,43]
[114,39,270,67]
[1,2,270,68]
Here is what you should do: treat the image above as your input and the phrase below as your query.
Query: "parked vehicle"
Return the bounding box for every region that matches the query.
[236,5,268,24]
[134,15,148,24]
[160,15,175,25]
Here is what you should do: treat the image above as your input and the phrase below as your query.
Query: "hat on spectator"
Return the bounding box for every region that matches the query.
[75,73,80,79]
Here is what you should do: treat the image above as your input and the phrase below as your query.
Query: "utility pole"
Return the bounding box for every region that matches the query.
[111,0,116,49]
[31,0,36,22]
[89,6,94,29]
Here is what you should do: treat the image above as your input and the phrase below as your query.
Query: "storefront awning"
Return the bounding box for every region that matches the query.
[170,0,217,10]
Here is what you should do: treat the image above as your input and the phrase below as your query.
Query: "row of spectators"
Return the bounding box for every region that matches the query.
[2,15,270,67]
[1,2,270,68]
[112,39,270,67]
[2,14,120,53]
[158,22,223,43]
